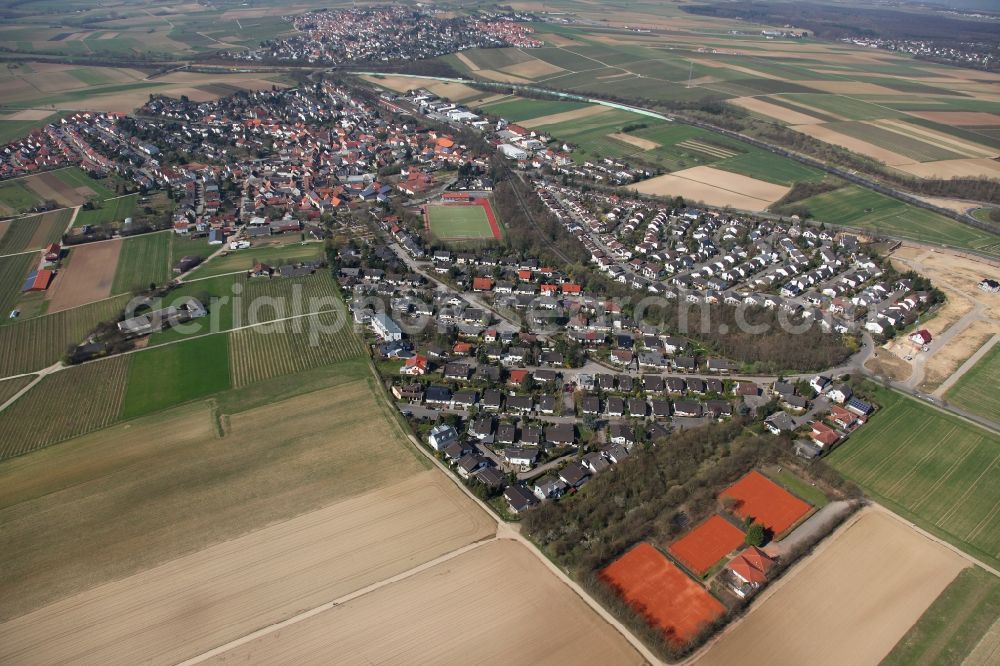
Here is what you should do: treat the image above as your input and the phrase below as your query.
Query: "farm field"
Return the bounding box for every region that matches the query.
[0,253,36,317]
[0,111,61,143]
[0,356,128,461]
[426,201,501,241]
[477,97,590,123]
[73,193,138,228]
[0,293,129,376]
[882,566,1000,666]
[111,232,171,294]
[0,209,73,254]
[0,375,33,406]
[207,538,644,666]
[667,515,745,577]
[359,75,485,102]
[229,310,364,388]
[120,333,231,419]
[720,470,812,537]
[944,344,1000,423]
[0,167,116,214]
[601,542,725,647]
[782,185,1000,256]
[183,242,323,279]
[828,385,1000,570]
[698,509,968,666]
[44,239,122,312]
[628,166,790,211]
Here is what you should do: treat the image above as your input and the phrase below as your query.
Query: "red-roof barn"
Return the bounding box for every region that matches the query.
[22,269,54,292]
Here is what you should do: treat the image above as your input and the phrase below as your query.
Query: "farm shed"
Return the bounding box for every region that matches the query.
[22,269,54,292]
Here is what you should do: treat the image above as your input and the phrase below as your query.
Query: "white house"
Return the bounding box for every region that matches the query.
[428,424,458,452]
[372,313,402,341]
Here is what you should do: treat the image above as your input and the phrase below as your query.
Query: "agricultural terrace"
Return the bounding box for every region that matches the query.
[0,209,72,254]
[777,185,1000,257]
[0,356,128,461]
[0,294,130,376]
[882,567,1000,666]
[426,199,501,241]
[120,334,231,419]
[0,253,35,316]
[699,510,968,666]
[720,470,812,537]
[111,232,171,294]
[601,543,725,647]
[667,515,745,577]
[183,242,324,279]
[229,310,364,388]
[944,344,1000,423]
[829,385,1000,570]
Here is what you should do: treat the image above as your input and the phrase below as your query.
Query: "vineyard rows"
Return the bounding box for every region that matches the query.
[236,272,341,327]
[0,252,35,316]
[0,355,129,460]
[0,294,129,377]
[229,311,365,388]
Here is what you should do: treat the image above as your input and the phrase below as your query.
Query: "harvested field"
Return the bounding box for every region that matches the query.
[229,311,365,388]
[0,472,495,665]
[602,542,725,646]
[628,166,790,211]
[697,510,968,666]
[668,515,746,576]
[518,104,610,128]
[792,123,916,166]
[727,96,824,125]
[720,470,812,537]
[206,539,642,665]
[0,356,128,460]
[609,132,660,150]
[910,111,1000,126]
[500,59,564,79]
[895,158,1000,179]
[45,239,121,312]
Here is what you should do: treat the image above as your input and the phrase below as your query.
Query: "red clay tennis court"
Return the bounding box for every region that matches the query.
[668,515,746,576]
[601,543,725,646]
[720,470,812,536]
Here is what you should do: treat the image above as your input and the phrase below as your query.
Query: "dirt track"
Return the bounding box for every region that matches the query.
[205,539,644,665]
[696,510,967,666]
[0,472,495,665]
[45,239,121,312]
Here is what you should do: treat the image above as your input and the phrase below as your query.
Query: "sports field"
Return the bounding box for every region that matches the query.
[882,566,1000,665]
[720,470,812,537]
[667,515,745,576]
[601,542,725,647]
[426,200,501,241]
[828,386,1000,570]
[944,344,1000,423]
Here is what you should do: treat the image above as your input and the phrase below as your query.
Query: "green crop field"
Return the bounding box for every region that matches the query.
[0,294,129,377]
[716,150,825,185]
[478,98,589,122]
[0,113,61,143]
[823,121,964,162]
[0,356,128,461]
[74,193,138,228]
[784,185,1000,256]
[945,344,1000,422]
[882,567,1000,666]
[0,253,36,317]
[828,385,1000,570]
[120,333,231,419]
[111,232,171,294]
[169,233,216,265]
[459,46,536,70]
[229,310,365,388]
[53,167,118,202]
[427,204,495,240]
[184,242,323,279]
[0,179,43,215]
[0,209,72,254]
[777,93,904,121]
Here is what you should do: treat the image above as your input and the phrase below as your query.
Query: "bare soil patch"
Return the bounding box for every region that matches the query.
[24,171,90,207]
[361,75,481,101]
[865,346,913,381]
[609,132,660,150]
[207,539,644,665]
[0,472,494,665]
[501,59,564,79]
[687,57,784,81]
[910,111,1000,126]
[537,32,579,47]
[728,96,824,125]
[520,104,611,128]
[45,239,122,312]
[915,196,979,214]
[696,510,968,666]
[895,158,1000,179]
[629,166,790,211]
[792,124,916,166]
[922,320,997,391]
[473,68,534,84]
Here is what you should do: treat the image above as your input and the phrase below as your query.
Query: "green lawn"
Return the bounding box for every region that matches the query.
[111,232,171,294]
[0,180,42,214]
[785,185,1000,257]
[147,274,240,345]
[828,385,1000,570]
[945,344,1000,422]
[762,464,829,508]
[74,193,138,228]
[881,567,1000,666]
[120,334,231,419]
[184,243,323,279]
[427,204,495,240]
